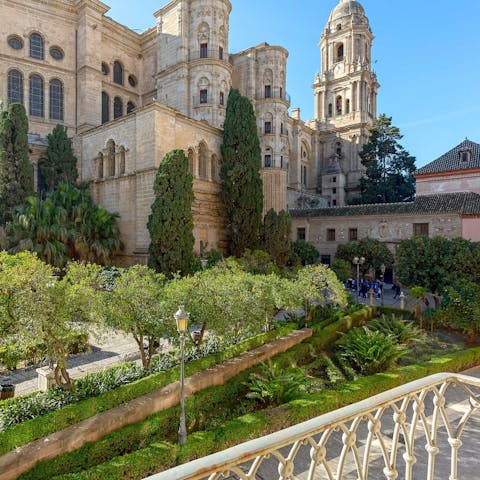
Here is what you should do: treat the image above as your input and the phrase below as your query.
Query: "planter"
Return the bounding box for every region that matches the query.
[0,383,15,400]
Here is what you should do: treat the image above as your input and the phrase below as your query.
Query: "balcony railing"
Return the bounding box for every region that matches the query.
[256,89,291,104]
[145,373,480,480]
[189,50,230,62]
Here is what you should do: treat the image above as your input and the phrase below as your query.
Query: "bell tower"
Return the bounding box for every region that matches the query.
[312,0,379,204]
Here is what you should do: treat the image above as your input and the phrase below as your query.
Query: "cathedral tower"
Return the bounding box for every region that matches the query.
[312,0,379,204]
[154,0,232,130]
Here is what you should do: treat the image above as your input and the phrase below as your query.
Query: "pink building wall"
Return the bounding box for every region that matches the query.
[462,217,480,242]
[416,171,480,197]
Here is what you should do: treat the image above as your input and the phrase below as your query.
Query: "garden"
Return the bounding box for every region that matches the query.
[1,234,480,480]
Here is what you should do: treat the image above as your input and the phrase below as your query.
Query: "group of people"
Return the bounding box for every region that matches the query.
[345,279,402,301]
[346,279,383,298]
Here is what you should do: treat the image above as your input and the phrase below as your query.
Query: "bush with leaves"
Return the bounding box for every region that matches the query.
[368,315,427,347]
[244,361,308,406]
[432,281,480,340]
[290,240,320,266]
[7,184,121,267]
[338,326,405,375]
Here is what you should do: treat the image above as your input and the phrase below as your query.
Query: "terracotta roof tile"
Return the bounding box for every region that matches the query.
[290,192,480,218]
[415,139,480,175]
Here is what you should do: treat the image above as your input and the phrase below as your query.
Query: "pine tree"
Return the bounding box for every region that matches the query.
[147,149,195,277]
[41,124,78,191]
[261,209,292,267]
[220,89,263,257]
[355,114,416,204]
[0,103,33,225]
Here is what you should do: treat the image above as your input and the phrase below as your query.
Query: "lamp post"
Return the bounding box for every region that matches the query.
[380,264,386,307]
[174,305,189,446]
[353,256,366,294]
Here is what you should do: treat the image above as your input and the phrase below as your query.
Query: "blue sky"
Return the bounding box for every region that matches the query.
[106,0,480,168]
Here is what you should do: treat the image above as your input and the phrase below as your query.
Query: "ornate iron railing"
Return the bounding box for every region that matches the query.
[145,373,480,480]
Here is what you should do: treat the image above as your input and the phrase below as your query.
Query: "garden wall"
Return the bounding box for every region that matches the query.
[0,329,312,480]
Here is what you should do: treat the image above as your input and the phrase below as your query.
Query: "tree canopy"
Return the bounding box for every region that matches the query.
[220,89,263,256]
[147,149,195,277]
[354,114,416,204]
[6,184,121,267]
[396,236,480,294]
[335,238,394,278]
[41,124,78,192]
[260,209,291,267]
[0,103,33,225]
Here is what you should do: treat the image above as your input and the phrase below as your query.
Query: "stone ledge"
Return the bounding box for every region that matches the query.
[0,328,312,480]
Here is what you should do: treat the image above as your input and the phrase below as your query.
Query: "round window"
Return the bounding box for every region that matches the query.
[128,75,137,87]
[102,62,110,75]
[7,35,23,50]
[50,46,64,60]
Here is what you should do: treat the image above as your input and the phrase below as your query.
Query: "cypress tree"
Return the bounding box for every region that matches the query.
[220,88,263,257]
[261,209,292,267]
[41,124,78,191]
[0,103,33,225]
[147,149,194,277]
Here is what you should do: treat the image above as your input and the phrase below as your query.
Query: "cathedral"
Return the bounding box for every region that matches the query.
[0,0,379,262]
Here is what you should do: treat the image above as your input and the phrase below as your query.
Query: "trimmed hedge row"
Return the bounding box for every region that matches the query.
[0,324,295,456]
[19,307,377,479]
[53,345,480,480]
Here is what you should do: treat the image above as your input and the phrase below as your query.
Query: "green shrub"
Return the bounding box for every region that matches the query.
[368,314,427,346]
[244,361,307,406]
[433,281,480,339]
[0,325,295,455]
[339,327,405,375]
[290,241,320,266]
[51,346,480,480]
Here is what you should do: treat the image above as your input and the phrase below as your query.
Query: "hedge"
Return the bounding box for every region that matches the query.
[18,307,376,479]
[51,345,480,480]
[0,324,295,456]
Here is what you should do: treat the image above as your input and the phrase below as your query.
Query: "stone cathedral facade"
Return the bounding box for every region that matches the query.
[0,0,378,262]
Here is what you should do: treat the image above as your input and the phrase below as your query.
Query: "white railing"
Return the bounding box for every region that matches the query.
[145,373,480,480]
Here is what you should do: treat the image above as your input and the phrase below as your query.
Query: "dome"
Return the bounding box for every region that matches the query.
[328,0,366,23]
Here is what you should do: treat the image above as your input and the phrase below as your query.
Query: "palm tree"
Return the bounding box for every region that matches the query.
[7,184,121,267]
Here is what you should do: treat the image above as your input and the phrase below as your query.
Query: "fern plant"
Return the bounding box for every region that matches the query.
[368,315,427,347]
[244,361,307,406]
[339,327,405,375]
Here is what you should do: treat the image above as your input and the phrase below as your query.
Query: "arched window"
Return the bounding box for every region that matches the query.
[49,79,64,121]
[336,95,342,115]
[345,99,350,114]
[127,101,136,114]
[102,92,110,124]
[29,74,44,117]
[187,149,195,176]
[336,43,344,62]
[119,146,126,175]
[113,61,123,85]
[113,96,123,119]
[29,33,44,60]
[198,143,208,178]
[106,139,115,177]
[96,152,104,179]
[211,154,219,181]
[264,148,272,168]
[7,69,23,104]
[336,142,342,156]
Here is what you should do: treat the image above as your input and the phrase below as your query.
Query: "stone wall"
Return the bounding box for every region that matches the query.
[81,102,226,261]
[416,171,480,197]
[291,213,463,262]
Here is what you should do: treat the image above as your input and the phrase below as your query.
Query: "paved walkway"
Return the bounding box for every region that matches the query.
[1,330,141,396]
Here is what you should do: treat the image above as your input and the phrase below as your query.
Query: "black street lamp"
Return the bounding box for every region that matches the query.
[174,305,189,446]
[380,263,386,306]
